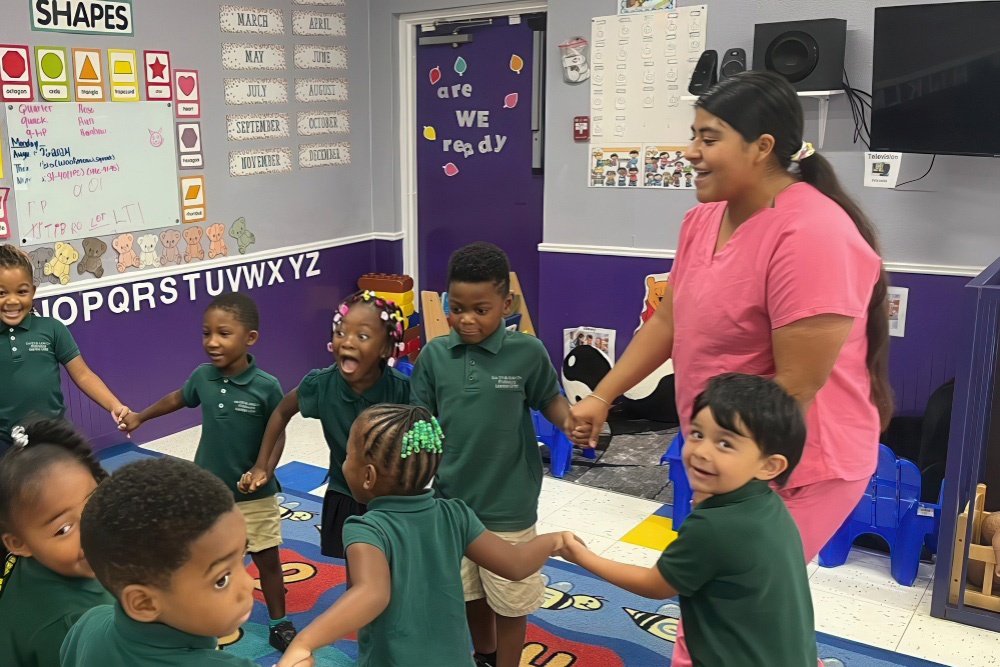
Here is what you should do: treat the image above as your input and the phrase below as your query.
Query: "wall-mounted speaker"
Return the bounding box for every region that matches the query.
[753,18,846,91]
[719,48,746,79]
[688,49,718,95]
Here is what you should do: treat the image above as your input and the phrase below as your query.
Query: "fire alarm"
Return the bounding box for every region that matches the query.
[574,116,590,141]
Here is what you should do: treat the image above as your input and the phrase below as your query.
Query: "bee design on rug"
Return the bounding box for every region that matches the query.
[540,574,604,612]
[277,496,316,522]
[623,603,680,642]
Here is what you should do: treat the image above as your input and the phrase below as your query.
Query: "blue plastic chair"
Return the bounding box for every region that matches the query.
[532,405,596,479]
[392,358,413,377]
[661,432,693,529]
[818,444,942,587]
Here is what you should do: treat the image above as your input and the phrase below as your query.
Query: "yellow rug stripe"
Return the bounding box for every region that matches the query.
[621,515,677,551]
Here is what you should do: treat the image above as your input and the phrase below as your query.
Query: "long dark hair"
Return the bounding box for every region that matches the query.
[696,71,893,428]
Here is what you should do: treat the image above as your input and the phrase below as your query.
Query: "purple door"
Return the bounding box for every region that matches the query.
[416,16,544,314]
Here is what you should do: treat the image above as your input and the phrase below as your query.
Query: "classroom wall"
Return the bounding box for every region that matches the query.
[0,0,381,447]
[543,0,1000,269]
[537,0,989,417]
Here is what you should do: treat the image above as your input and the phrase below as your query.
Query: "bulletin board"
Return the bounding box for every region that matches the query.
[6,102,181,245]
[588,5,706,189]
[0,0,369,287]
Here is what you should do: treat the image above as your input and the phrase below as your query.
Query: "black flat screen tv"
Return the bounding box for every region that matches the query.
[871,1,1000,157]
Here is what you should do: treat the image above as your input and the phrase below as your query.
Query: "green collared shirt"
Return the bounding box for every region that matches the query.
[297,364,410,496]
[0,313,80,435]
[657,480,817,667]
[60,603,255,666]
[182,355,283,501]
[0,556,113,667]
[410,324,561,531]
[343,491,485,667]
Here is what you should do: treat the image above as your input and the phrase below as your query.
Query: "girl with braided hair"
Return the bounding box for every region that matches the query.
[0,418,115,667]
[278,404,576,667]
[241,290,410,559]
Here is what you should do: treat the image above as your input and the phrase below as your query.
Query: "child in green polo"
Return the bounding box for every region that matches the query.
[560,373,818,667]
[62,457,258,667]
[410,242,571,667]
[0,419,115,667]
[0,244,130,457]
[119,293,296,651]
[240,289,409,560]
[277,404,574,667]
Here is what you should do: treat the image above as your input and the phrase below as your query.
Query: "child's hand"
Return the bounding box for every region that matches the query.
[111,405,132,438]
[118,412,142,434]
[275,643,314,667]
[555,531,588,563]
[239,467,269,494]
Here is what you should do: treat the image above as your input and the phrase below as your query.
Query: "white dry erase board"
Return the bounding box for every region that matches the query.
[4,101,181,245]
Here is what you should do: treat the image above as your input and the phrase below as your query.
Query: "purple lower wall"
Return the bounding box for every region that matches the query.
[40,241,375,450]
[536,251,969,419]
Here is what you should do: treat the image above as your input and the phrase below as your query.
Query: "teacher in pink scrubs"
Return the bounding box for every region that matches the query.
[569,66,891,612]
[569,70,890,665]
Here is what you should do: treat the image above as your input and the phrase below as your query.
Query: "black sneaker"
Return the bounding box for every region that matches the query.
[473,652,497,667]
[268,620,297,652]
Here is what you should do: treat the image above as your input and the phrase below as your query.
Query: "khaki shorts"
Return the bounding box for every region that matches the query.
[461,525,545,617]
[236,496,282,553]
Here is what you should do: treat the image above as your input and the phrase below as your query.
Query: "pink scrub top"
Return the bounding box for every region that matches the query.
[669,182,883,488]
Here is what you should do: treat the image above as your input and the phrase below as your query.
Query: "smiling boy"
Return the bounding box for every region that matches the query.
[561,373,817,667]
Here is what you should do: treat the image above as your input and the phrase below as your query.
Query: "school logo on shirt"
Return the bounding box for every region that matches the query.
[493,375,523,391]
[26,341,52,353]
[233,399,261,416]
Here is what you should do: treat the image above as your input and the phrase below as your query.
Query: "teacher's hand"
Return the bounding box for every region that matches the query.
[566,396,609,449]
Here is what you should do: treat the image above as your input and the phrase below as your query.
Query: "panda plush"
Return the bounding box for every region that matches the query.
[562,344,613,405]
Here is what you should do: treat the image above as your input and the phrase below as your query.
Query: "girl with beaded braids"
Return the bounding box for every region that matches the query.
[278,404,577,667]
[242,290,410,559]
[0,418,115,667]
[0,244,130,456]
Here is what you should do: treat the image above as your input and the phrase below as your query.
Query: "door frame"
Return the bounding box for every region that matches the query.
[397,0,547,294]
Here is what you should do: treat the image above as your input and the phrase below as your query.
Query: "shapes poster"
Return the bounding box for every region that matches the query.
[177,122,204,169]
[73,48,104,101]
[34,46,70,101]
[642,144,694,189]
[108,48,138,101]
[175,69,201,116]
[143,50,172,100]
[180,175,206,222]
[588,144,642,187]
[0,45,34,101]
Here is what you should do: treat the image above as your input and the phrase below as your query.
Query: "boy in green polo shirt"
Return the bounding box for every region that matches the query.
[410,242,571,667]
[560,373,817,667]
[119,293,296,651]
[62,457,258,667]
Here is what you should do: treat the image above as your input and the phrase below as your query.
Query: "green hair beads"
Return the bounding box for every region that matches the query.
[400,417,444,459]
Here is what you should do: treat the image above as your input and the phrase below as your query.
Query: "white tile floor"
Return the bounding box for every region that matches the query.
[141,417,999,667]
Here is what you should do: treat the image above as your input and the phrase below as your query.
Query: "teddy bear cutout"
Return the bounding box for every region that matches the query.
[183,226,205,263]
[113,233,141,273]
[207,223,228,259]
[137,234,160,269]
[43,242,80,286]
[77,238,107,279]
[29,248,60,285]
[229,217,256,255]
[160,230,182,265]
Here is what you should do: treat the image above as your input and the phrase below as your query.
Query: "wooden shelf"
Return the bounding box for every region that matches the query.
[680,90,845,148]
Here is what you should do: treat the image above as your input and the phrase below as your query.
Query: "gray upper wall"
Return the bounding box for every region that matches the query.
[370,0,1000,270]
[543,0,1000,268]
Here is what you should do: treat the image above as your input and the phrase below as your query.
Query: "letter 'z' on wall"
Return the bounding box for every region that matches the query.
[31,0,135,36]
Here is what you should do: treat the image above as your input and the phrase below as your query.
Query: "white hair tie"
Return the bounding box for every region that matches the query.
[10,426,28,450]
[791,141,815,162]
